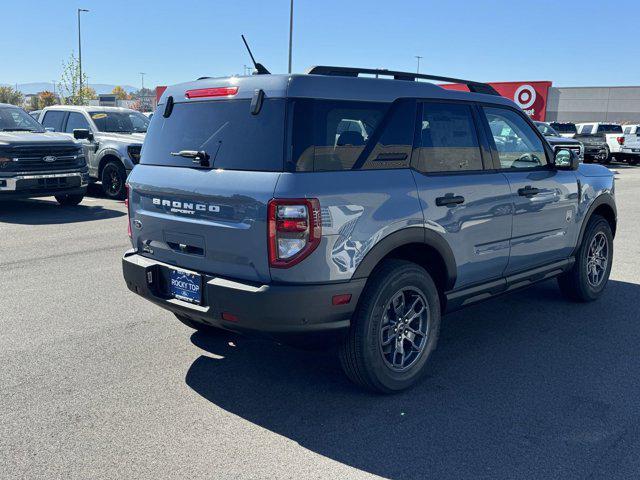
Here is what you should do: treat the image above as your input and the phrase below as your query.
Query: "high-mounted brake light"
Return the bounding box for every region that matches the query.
[617,136,625,145]
[268,198,321,268]
[185,87,238,99]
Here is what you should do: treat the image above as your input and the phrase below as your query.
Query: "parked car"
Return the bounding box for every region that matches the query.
[38,106,149,199]
[0,103,88,205]
[549,122,577,138]
[575,122,624,164]
[534,121,584,161]
[621,124,640,165]
[122,66,616,393]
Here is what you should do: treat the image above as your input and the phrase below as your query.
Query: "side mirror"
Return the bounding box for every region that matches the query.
[73,128,93,141]
[554,148,579,170]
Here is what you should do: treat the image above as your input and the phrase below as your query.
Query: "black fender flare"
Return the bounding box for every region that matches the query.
[352,227,457,290]
[573,193,617,255]
[97,149,125,177]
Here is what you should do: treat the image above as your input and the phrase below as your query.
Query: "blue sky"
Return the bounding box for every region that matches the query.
[2,0,638,89]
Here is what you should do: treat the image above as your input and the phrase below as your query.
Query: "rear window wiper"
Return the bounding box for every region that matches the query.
[170,150,211,167]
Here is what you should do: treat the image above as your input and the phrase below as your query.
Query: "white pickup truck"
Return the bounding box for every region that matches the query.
[575,122,625,164]
[621,124,640,165]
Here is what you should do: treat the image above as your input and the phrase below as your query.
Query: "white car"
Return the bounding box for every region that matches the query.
[621,124,640,165]
[576,122,625,162]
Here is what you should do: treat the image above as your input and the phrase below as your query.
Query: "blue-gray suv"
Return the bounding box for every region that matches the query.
[122,66,616,393]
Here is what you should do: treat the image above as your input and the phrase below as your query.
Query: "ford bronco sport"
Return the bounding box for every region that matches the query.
[0,103,88,204]
[122,67,616,393]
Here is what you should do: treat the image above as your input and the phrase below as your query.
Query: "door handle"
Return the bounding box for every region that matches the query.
[436,194,465,207]
[518,185,540,197]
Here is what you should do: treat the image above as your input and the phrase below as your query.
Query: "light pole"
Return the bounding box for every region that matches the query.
[77,8,89,97]
[415,55,423,74]
[140,72,145,91]
[288,0,293,73]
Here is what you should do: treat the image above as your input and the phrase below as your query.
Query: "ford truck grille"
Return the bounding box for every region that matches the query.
[0,145,83,172]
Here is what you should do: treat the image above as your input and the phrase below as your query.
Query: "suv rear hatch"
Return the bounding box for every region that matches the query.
[127,81,287,283]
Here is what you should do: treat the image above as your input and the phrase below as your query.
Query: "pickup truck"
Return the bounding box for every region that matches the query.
[575,123,624,164]
[534,122,584,161]
[0,103,88,205]
[621,124,640,165]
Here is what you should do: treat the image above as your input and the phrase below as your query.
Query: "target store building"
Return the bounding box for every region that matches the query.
[444,81,640,124]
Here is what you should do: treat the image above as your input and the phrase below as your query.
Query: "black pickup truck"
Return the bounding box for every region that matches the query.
[0,103,88,205]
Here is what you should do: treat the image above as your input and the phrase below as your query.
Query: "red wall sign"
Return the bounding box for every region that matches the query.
[442,81,552,121]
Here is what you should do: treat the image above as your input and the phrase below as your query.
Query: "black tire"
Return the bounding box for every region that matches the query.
[174,313,221,334]
[558,215,613,302]
[339,259,441,393]
[629,157,640,166]
[55,193,84,206]
[101,160,127,200]
[600,146,611,165]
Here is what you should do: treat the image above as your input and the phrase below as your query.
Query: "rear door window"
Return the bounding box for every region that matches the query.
[141,99,286,171]
[597,124,623,134]
[415,102,483,173]
[290,99,415,171]
[41,110,66,131]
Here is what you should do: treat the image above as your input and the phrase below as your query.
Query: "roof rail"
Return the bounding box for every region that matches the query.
[305,66,500,96]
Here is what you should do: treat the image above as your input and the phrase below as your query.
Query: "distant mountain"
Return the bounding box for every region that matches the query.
[1,83,138,95]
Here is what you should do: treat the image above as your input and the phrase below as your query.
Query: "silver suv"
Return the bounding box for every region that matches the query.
[38,106,149,199]
[122,66,616,393]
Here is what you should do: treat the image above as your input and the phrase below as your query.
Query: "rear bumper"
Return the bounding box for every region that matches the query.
[122,250,366,338]
[0,169,89,199]
[621,147,640,156]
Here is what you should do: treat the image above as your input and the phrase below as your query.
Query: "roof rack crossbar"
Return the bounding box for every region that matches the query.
[305,66,500,96]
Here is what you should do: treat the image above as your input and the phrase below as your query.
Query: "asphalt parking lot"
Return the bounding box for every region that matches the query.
[1,167,639,480]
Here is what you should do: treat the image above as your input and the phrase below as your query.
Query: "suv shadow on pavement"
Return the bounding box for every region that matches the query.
[185,279,640,480]
[0,198,125,225]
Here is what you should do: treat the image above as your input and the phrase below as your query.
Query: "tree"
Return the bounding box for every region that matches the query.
[29,95,40,111]
[58,53,93,105]
[38,91,58,108]
[0,86,24,106]
[112,86,129,100]
[129,87,153,100]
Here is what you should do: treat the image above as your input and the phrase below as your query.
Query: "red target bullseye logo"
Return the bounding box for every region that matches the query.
[514,84,537,109]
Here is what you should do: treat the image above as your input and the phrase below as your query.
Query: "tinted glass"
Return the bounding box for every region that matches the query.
[64,112,91,133]
[597,124,623,134]
[550,122,577,134]
[415,102,482,173]
[535,122,559,136]
[291,99,391,171]
[580,124,593,134]
[90,111,149,133]
[484,107,547,169]
[40,110,66,131]
[0,107,43,132]
[141,99,286,171]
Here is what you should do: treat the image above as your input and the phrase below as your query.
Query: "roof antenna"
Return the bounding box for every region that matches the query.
[241,35,271,75]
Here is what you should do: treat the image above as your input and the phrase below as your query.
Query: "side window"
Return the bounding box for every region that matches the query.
[41,111,66,131]
[581,124,593,134]
[623,126,631,134]
[483,107,547,169]
[415,102,483,173]
[64,112,91,133]
[291,99,413,171]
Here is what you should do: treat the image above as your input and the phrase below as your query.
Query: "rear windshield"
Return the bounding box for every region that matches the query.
[91,111,149,133]
[549,122,577,134]
[140,99,285,171]
[597,124,623,133]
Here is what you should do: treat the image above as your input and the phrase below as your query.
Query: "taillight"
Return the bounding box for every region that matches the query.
[268,198,321,268]
[185,86,238,99]
[617,136,625,145]
[125,183,131,238]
